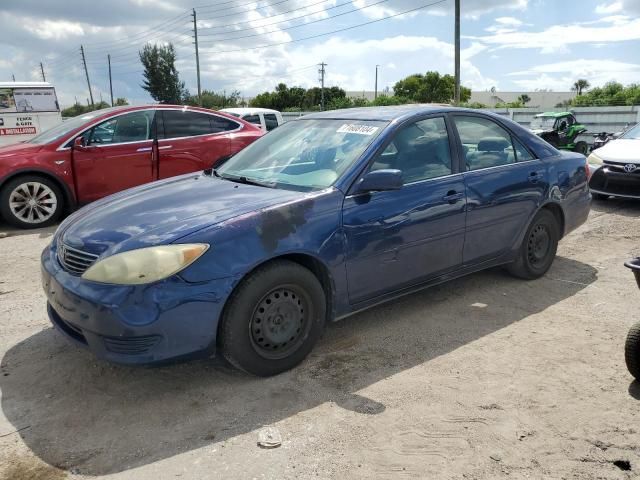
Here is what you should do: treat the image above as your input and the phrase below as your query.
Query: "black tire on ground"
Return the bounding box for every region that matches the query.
[0,175,64,229]
[592,192,609,201]
[575,141,588,155]
[507,209,560,280]
[219,259,326,376]
[625,322,640,381]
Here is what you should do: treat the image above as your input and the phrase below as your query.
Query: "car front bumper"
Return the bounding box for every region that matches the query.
[41,244,235,365]
[589,164,640,199]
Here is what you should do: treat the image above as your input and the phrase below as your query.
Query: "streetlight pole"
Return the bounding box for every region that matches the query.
[454,0,461,105]
[374,64,380,100]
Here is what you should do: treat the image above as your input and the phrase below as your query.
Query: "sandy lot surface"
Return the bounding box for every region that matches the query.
[0,198,639,480]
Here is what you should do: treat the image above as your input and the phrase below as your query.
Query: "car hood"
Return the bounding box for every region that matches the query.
[596,139,640,164]
[58,173,305,256]
[0,142,42,159]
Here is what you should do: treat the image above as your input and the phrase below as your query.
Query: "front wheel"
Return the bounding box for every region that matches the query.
[507,209,559,280]
[0,175,64,229]
[574,141,588,155]
[625,323,640,381]
[219,260,326,376]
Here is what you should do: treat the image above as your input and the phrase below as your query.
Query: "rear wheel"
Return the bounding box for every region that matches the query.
[0,175,64,229]
[219,260,326,376]
[625,323,640,381]
[507,209,559,280]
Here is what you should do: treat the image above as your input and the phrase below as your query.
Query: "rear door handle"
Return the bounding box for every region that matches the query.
[442,191,464,203]
[158,145,173,150]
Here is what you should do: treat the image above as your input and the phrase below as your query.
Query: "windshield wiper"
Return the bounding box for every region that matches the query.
[213,171,276,188]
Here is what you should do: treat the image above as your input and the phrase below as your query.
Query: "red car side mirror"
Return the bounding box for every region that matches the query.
[73,136,89,150]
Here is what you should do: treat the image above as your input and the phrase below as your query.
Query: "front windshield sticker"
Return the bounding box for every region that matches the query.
[336,124,379,135]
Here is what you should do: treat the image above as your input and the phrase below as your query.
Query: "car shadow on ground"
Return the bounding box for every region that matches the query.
[0,256,597,476]
[0,221,57,239]
[591,197,640,218]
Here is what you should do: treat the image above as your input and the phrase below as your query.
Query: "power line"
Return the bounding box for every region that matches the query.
[198,0,394,43]
[197,0,332,33]
[198,0,450,55]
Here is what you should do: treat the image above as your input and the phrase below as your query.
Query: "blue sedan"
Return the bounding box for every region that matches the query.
[41,106,591,376]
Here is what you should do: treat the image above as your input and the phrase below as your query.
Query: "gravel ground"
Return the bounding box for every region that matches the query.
[0,198,639,480]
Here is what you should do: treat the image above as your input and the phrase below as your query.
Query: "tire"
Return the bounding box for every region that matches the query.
[625,322,640,381]
[219,260,326,376]
[574,141,588,155]
[0,175,64,229]
[507,209,559,280]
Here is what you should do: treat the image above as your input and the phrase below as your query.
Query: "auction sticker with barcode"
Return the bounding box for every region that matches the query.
[336,124,379,135]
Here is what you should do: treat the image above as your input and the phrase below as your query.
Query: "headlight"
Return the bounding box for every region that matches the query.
[82,244,209,285]
[587,152,603,166]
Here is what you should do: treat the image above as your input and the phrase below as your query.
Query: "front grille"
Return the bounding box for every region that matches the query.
[57,243,99,275]
[103,335,161,355]
[604,162,640,175]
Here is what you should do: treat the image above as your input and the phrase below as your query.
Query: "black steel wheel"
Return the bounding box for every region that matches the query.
[219,260,326,376]
[507,209,559,280]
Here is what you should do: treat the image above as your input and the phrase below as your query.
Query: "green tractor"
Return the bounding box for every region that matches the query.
[529,112,589,155]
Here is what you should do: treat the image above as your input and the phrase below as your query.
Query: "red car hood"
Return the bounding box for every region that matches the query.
[0,142,42,159]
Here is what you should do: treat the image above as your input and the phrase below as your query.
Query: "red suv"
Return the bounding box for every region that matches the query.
[0,105,263,228]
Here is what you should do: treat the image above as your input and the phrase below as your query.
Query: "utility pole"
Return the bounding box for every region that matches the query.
[11,74,15,81]
[318,62,326,111]
[74,95,78,106]
[454,0,461,105]
[39,62,46,82]
[80,45,94,106]
[374,65,380,100]
[108,54,114,106]
[192,8,202,105]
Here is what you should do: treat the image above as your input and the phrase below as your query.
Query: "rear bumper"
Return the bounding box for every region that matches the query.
[589,165,640,199]
[41,245,235,365]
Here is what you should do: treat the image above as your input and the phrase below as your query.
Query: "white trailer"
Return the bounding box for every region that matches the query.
[0,82,62,147]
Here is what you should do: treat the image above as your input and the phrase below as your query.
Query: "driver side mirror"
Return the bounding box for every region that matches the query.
[73,136,89,150]
[356,169,403,193]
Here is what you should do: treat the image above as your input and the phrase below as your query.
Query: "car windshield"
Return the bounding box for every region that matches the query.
[530,116,556,130]
[216,118,388,191]
[622,123,640,139]
[27,108,120,145]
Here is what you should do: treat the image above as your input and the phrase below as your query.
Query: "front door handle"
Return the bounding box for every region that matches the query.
[442,191,464,203]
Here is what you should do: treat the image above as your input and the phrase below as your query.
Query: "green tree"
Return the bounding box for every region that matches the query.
[517,94,531,105]
[393,72,470,104]
[61,101,110,118]
[185,90,240,109]
[572,82,640,106]
[139,43,187,104]
[114,97,129,106]
[572,79,590,96]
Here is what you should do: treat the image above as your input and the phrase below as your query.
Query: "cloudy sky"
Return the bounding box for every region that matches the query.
[1,0,639,107]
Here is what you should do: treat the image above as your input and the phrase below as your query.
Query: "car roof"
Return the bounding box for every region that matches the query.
[220,107,281,114]
[535,111,572,118]
[301,104,460,122]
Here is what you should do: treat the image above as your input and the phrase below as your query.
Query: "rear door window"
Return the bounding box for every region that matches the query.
[161,110,212,139]
[210,115,240,133]
[242,114,261,126]
[264,113,279,131]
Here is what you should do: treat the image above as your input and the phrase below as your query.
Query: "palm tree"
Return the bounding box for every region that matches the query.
[572,79,590,96]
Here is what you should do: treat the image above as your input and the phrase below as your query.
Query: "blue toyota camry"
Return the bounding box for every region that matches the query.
[41,106,591,376]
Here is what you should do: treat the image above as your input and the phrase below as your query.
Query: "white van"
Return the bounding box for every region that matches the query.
[220,108,284,132]
[0,82,62,147]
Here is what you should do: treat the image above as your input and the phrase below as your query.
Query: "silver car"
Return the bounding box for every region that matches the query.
[588,123,640,199]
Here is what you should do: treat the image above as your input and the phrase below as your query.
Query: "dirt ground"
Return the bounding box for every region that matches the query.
[0,198,639,480]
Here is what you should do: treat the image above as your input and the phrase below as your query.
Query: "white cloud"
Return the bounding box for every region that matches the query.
[24,19,85,40]
[468,16,640,53]
[495,16,523,26]
[353,0,528,20]
[595,2,623,15]
[509,59,640,91]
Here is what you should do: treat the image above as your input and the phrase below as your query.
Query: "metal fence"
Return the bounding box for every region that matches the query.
[281,106,640,145]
